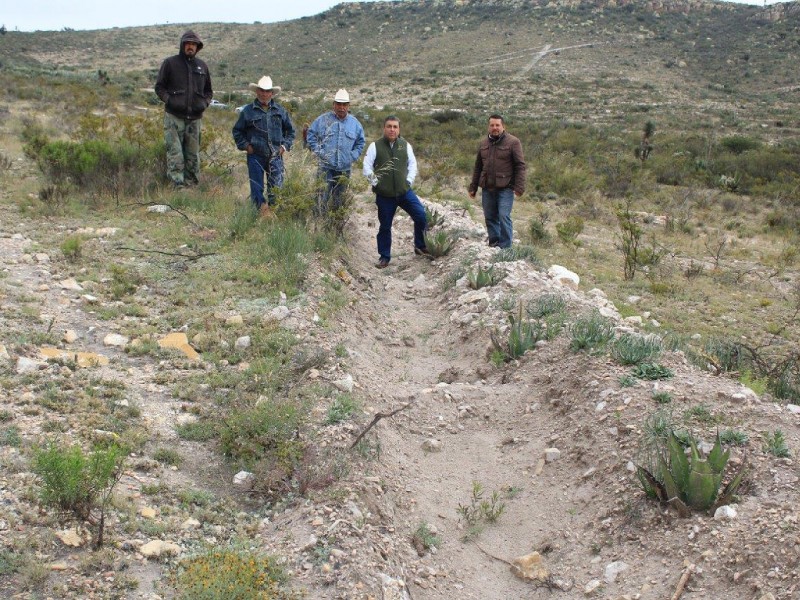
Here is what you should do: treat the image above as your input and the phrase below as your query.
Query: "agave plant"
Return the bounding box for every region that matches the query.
[637,431,746,516]
[467,265,504,290]
[423,230,455,257]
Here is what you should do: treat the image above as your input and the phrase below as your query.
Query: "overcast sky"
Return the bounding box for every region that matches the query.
[1,0,780,33]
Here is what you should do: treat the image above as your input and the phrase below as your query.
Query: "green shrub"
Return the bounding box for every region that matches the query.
[31,442,125,547]
[411,523,441,556]
[490,245,541,266]
[175,548,300,600]
[719,430,749,447]
[631,363,674,380]
[325,394,359,425]
[610,333,662,366]
[527,293,566,319]
[720,135,761,155]
[555,215,584,246]
[652,391,672,404]
[490,304,543,361]
[61,235,83,262]
[467,265,504,289]
[764,430,790,458]
[424,205,444,228]
[219,398,306,469]
[569,312,615,352]
[0,426,21,447]
[176,420,217,442]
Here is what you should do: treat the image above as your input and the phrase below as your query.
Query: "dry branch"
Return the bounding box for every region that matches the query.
[350,403,413,449]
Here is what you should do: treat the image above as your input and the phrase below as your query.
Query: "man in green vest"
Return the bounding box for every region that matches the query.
[363,116,429,269]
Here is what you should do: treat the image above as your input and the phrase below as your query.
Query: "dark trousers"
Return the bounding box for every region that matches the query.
[375,189,427,261]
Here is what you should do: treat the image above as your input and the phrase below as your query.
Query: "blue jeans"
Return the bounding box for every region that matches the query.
[247,153,284,208]
[375,190,427,262]
[482,187,515,248]
[316,168,350,215]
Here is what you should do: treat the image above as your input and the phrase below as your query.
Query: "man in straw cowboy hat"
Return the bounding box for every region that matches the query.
[306,88,366,216]
[232,76,296,211]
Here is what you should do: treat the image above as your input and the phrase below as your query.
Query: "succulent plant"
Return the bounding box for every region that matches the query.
[637,430,746,516]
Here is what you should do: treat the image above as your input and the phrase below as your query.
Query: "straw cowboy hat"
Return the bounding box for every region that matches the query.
[248,76,281,95]
[334,88,350,103]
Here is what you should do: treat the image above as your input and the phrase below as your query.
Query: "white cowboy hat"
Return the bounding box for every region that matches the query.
[334,88,350,103]
[248,76,281,95]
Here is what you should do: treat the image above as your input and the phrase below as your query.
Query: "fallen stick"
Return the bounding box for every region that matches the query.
[350,402,413,448]
[670,563,695,600]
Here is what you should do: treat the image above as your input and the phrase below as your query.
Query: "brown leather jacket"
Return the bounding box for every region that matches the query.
[468,132,526,195]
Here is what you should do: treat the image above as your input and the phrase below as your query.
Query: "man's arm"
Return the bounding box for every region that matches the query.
[406,143,418,186]
[154,59,170,103]
[511,137,527,196]
[203,67,213,105]
[351,120,366,163]
[468,147,483,196]
[231,110,249,150]
[362,142,378,186]
[306,116,323,155]
[282,109,296,151]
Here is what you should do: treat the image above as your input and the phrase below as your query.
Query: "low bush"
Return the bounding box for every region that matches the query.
[467,265,504,289]
[611,333,662,366]
[569,312,615,353]
[175,547,300,600]
[31,442,125,547]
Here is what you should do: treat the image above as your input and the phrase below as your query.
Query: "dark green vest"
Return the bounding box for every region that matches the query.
[374,137,409,198]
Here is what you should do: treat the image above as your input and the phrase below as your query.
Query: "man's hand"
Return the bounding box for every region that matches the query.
[246,144,254,155]
[468,191,476,199]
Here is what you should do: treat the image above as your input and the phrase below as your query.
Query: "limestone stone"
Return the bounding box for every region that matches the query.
[158,332,200,360]
[103,333,129,347]
[511,551,549,582]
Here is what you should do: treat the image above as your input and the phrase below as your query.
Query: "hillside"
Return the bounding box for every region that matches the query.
[2,0,800,133]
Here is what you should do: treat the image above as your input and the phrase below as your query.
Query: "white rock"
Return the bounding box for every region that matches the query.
[103,333,129,347]
[147,204,171,213]
[233,471,255,489]
[59,278,83,291]
[35,253,50,263]
[181,518,201,530]
[95,227,119,237]
[714,505,738,520]
[16,356,42,374]
[584,579,602,595]
[234,335,251,349]
[63,330,78,343]
[421,439,443,452]
[624,315,643,326]
[332,374,354,393]
[604,560,629,583]
[548,265,579,288]
[627,295,642,304]
[544,448,561,463]
[269,306,291,321]
[786,404,800,415]
[595,402,607,412]
[140,540,181,558]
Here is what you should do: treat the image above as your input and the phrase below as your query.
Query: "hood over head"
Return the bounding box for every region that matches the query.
[179,30,204,54]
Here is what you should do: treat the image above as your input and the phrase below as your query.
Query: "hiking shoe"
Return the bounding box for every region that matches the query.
[259,204,275,219]
[414,246,432,257]
[375,258,390,269]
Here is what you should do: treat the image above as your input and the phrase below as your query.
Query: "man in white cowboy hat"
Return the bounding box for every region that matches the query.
[306,88,365,217]
[232,75,296,210]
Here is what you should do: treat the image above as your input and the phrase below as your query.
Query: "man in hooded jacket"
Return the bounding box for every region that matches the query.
[155,30,213,187]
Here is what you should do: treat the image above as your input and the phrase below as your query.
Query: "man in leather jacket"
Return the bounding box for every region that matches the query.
[468,114,527,249]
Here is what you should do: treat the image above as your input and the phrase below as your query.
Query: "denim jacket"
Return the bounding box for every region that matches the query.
[232,99,296,157]
[307,112,366,172]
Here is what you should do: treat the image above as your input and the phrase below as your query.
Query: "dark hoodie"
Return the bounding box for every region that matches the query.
[155,30,213,120]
